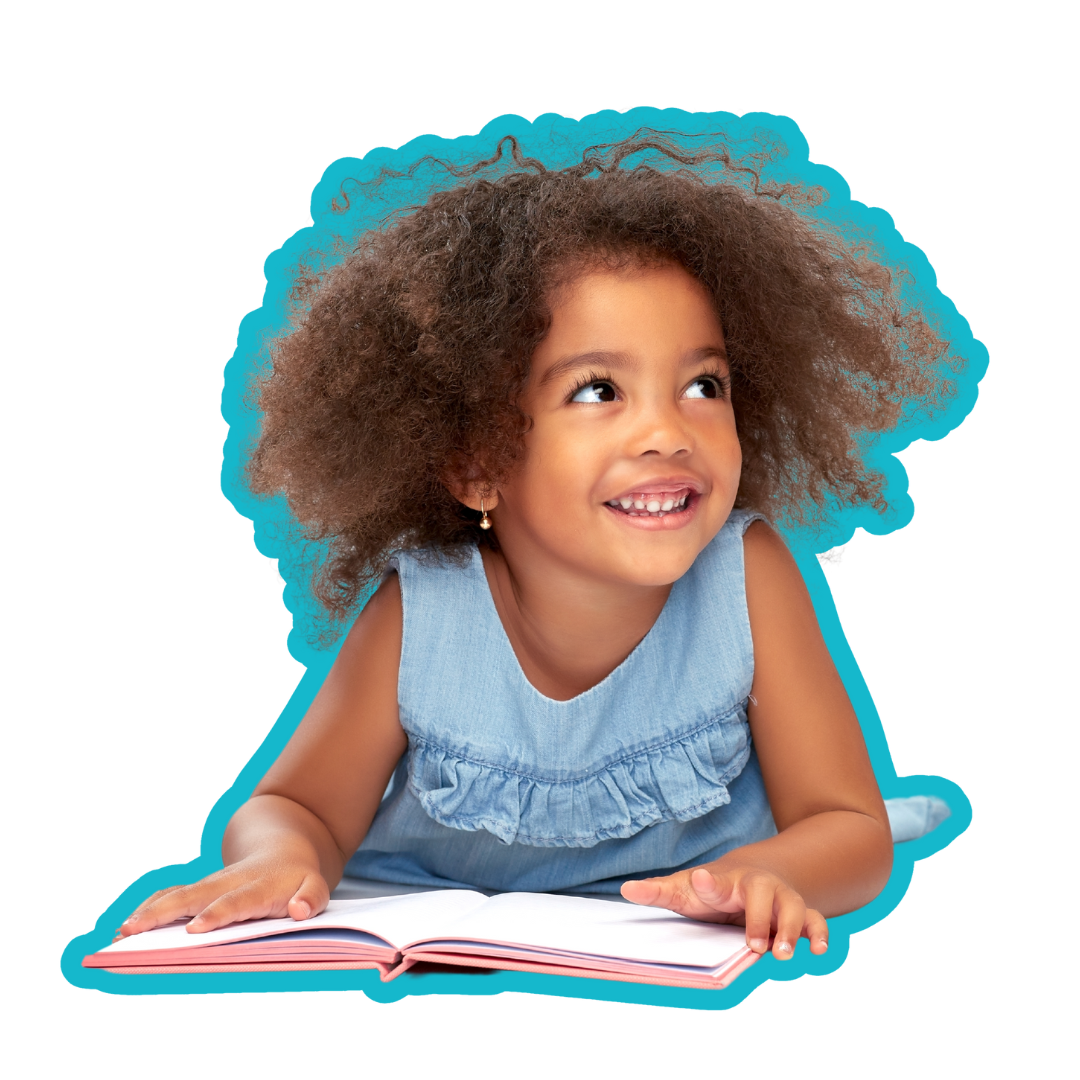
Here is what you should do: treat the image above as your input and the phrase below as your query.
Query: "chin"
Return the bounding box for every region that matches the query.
[611,550,702,588]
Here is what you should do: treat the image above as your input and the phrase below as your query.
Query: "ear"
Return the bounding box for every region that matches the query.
[444,481,500,513]
[442,461,500,513]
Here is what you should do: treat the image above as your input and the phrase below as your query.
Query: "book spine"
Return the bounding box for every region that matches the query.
[381,955,419,982]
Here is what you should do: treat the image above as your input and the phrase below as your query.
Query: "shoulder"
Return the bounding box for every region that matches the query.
[743,516,825,678]
[741,520,820,647]
[305,574,404,736]
[337,571,403,672]
[741,517,776,546]
[299,571,405,759]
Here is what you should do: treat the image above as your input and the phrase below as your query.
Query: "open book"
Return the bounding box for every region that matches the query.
[84,889,758,990]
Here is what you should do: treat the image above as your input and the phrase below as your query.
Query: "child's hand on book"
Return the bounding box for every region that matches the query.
[620,864,828,961]
[117,855,331,938]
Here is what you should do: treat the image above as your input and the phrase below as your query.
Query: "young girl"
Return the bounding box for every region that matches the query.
[120,135,950,963]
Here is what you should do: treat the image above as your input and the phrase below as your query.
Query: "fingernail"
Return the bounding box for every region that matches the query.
[776,941,793,959]
[293,900,311,919]
[816,938,829,952]
[749,938,768,953]
[122,915,137,925]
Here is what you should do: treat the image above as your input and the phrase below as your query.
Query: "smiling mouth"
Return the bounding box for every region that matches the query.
[605,488,694,518]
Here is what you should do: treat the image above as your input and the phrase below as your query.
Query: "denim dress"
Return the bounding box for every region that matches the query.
[346,509,777,894]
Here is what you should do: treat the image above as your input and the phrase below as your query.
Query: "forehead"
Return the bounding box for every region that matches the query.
[533,264,726,382]
[548,261,717,332]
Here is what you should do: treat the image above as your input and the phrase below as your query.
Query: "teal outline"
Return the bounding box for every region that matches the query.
[62,108,984,1009]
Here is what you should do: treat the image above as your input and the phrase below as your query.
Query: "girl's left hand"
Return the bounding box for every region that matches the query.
[621,864,829,960]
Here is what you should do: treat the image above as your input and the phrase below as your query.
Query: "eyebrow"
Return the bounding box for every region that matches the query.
[538,346,729,387]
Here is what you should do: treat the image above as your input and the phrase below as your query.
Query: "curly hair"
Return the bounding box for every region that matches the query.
[249,133,954,618]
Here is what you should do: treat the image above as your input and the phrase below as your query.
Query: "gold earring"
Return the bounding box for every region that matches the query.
[479,497,492,530]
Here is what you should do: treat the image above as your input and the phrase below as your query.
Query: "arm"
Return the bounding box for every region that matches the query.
[121,574,408,936]
[621,521,893,958]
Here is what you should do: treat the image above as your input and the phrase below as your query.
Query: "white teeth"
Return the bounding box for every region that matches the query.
[608,490,694,515]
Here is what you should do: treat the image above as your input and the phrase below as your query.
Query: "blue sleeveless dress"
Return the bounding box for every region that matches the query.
[345,509,777,894]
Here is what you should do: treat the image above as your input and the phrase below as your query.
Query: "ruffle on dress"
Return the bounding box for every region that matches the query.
[406,709,752,848]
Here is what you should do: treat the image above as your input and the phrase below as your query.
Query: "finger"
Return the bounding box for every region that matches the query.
[688,867,739,914]
[805,908,829,954]
[771,886,806,961]
[621,874,697,915]
[120,884,216,936]
[287,873,330,922]
[621,875,675,908]
[184,867,331,932]
[741,875,776,954]
[187,883,290,934]
[185,889,278,933]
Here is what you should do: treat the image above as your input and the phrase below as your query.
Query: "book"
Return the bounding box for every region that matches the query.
[84,889,759,990]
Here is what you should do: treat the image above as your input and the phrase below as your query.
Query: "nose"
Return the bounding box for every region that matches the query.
[627,396,694,458]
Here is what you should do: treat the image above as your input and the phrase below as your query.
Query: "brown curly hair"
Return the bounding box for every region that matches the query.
[249,134,953,618]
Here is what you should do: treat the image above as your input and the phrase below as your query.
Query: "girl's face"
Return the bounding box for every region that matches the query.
[492,262,742,589]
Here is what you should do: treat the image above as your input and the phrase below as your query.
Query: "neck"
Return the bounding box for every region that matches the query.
[479,544,672,701]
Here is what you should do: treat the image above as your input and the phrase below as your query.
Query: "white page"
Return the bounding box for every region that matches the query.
[422,892,747,968]
[97,889,488,955]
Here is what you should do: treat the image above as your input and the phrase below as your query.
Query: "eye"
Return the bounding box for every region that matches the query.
[683,375,723,400]
[571,380,618,403]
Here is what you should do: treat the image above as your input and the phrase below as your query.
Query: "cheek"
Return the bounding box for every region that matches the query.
[520,424,604,497]
[719,411,742,459]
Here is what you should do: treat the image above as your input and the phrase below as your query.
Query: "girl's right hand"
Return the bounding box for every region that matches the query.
[118,855,330,938]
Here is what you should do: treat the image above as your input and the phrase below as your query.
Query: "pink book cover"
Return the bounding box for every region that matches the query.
[392,946,759,989]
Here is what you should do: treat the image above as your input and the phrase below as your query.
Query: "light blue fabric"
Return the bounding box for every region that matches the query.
[885,796,951,843]
[347,509,778,895]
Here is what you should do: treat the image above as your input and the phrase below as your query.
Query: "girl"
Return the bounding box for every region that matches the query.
[121,135,952,963]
